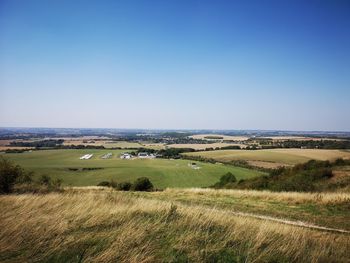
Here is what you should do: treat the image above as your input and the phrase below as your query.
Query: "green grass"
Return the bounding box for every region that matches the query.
[1,149,264,188]
[184,148,350,166]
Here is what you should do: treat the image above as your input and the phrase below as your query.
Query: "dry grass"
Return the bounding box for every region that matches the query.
[265,136,345,141]
[184,148,350,168]
[0,190,349,262]
[164,188,350,205]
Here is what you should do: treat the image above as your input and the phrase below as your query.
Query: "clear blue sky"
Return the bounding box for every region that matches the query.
[0,0,349,131]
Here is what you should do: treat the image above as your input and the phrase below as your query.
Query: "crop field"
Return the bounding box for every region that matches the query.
[166,143,246,150]
[1,188,349,262]
[0,149,264,188]
[184,148,350,168]
[189,134,249,141]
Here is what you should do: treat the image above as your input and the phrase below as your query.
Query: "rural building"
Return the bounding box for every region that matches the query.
[137,152,156,159]
[120,153,133,159]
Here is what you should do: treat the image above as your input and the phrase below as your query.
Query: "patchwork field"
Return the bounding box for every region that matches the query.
[1,149,264,188]
[184,149,350,168]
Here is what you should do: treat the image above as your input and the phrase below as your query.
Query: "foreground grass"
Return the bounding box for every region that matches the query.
[134,188,350,231]
[1,189,349,262]
[0,149,264,188]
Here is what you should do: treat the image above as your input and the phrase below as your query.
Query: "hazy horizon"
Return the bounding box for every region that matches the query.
[1,126,350,134]
[1,0,349,131]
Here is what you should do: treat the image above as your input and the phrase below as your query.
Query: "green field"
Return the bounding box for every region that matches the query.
[1,149,264,188]
[184,148,350,168]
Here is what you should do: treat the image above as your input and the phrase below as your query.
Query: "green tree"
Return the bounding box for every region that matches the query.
[132,177,154,191]
[0,157,24,194]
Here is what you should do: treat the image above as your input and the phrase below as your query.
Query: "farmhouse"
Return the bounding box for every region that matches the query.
[138,152,156,159]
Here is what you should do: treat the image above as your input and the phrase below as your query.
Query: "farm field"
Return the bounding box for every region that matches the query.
[184,148,350,168]
[0,149,264,188]
[189,134,249,141]
[63,140,146,148]
[166,143,246,150]
[1,188,349,262]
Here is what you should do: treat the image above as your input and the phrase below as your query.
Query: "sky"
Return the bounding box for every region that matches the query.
[0,0,349,131]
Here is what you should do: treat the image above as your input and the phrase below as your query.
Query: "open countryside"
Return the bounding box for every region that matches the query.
[184,148,350,168]
[1,149,264,188]
[1,0,350,262]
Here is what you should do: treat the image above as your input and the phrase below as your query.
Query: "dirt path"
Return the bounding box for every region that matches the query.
[230,210,350,234]
[177,202,350,234]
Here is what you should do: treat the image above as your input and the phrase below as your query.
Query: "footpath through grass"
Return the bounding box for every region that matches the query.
[129,188,350,231]
[1,189,349,263]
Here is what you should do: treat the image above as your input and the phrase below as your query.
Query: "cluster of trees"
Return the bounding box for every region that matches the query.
[277,140,350,149]
[128,148,196,159]
[254,139,350,149]
[97,177,154,192]
[211,159,350,192]
[158,148,196,158]
[0,158,63,194]
[10,139,64,148]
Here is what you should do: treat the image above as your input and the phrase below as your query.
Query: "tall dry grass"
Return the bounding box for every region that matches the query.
[164,188,350,205]
[0,191,349,262]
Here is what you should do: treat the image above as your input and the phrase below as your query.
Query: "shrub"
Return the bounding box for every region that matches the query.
[0,157,24,194]
[117,182,132,191]
[110,180,118,188]
[38,175,51,186]
[212,172,237,188]
[97,181,111,187]
[219,172,237,184]
[51,178,63,188]
[131,177,154,191]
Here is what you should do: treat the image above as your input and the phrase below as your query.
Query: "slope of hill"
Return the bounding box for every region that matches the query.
[1,189,349,262]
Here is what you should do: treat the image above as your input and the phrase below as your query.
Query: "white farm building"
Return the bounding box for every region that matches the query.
[120,153,133,159]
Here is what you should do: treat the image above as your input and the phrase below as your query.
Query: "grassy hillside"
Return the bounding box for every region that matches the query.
[135,188,350,231]
[1,189,349,262]
[214,159,350,193]
[184,148,350,168]
[0,149,264,188]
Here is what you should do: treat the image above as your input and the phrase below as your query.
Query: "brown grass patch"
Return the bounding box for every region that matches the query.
[0,190,349,262]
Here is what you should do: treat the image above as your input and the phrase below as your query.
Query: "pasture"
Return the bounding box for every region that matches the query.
[184,148,350,168]
[0,149,264,188]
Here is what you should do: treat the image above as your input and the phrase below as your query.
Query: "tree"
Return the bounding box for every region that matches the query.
[132,177,154,191]
[117,182,132,191]
[219,172,237,185]
[0,157,23,194]
[212,172,237,188]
